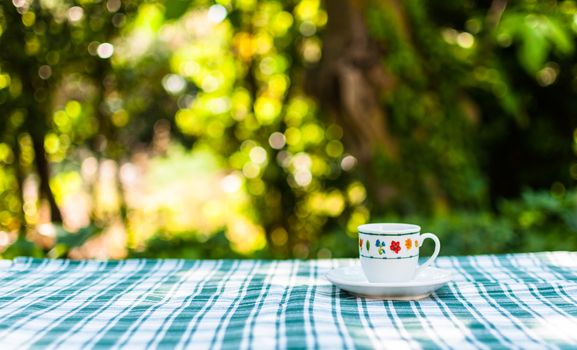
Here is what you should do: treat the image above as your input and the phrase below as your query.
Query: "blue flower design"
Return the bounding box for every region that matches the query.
[375,239,386,255]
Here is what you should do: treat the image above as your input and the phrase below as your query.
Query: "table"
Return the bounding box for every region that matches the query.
[0,252,576,349]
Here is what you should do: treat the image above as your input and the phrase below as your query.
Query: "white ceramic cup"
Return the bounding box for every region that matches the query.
[358,223,440,283]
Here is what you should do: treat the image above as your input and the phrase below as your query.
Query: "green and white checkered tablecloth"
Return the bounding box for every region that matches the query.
[1,252,577,349]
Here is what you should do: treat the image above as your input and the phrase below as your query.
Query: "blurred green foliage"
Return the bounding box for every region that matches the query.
[137,189,577,259]
[385,189,577,256]
[0,0,576,259]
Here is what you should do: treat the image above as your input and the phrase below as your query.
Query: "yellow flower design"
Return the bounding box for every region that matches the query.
[414,239,419,248]
[405,238,412,250]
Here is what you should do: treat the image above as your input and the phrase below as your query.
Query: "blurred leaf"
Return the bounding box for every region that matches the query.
[49,244,70,259]
[164,0,191,21]
[519,23,548,74]
[546,17,574,55]
[47,225,103,258]
[1,236,44,259]
[55,224,101,247]
[134,231,248,259]
[499,13,574,75]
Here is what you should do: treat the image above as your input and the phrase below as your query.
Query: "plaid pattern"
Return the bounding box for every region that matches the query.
[0,252,577,349]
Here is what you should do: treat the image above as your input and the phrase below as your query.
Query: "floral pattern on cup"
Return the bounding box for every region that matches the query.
[390,241,401,254]
[405,238,412,250]
[358,234,421,257]
[375,240,386,255]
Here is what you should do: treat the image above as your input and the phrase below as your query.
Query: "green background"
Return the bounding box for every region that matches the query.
[0,0,576,259]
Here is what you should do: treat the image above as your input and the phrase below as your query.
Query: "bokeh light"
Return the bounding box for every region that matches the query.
[97,43,114,59]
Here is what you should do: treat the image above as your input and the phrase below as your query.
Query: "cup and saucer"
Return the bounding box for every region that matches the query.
[326,223,453,300]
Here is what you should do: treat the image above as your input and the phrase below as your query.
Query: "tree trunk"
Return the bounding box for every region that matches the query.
[20,61,63,224]
[13,138,28,237]
[31,130,63,223]
[308,0,402,203]
[309,0,398,163]
[0,2,63,224]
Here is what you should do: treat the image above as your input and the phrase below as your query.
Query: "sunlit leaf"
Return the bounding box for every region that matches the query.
[546,17,574,55]
[519,22,548,74]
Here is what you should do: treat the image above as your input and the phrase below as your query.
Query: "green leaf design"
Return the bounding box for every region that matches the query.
[366,240,370,252]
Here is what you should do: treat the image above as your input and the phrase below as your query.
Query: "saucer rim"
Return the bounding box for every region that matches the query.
[325,266,452,288]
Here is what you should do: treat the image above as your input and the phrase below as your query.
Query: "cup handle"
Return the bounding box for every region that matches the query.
[415,233,440,275]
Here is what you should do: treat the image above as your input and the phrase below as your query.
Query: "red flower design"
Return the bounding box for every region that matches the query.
[390,240,401,254]
[359,239,363,249]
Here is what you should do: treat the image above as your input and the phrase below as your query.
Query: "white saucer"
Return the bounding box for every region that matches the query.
[326,266,452,300]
